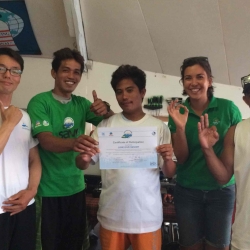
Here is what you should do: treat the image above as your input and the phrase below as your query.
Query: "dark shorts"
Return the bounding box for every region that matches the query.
[174,184,235,248]
[0,202,36,250]
[40,190,89,250]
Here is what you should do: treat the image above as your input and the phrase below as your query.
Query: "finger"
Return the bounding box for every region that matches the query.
[92,90,98,102]
[197,122,202,133]
[78,135,99,146]
[200,116,204,130]
[8,193,21,201]
[204,113,209,128]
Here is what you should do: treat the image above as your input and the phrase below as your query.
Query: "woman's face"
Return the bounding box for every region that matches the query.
[183,64,212,101]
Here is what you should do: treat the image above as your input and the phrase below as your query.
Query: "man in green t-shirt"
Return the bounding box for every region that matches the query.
[27,48,113,250]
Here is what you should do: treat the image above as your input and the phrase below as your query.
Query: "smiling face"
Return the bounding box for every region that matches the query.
[51,59,82,98]
[115,78,146,117]
[183,64,212,101]
[0,55,21,97]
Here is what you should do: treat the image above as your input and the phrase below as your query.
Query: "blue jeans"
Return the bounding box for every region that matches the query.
[174,184,235,248]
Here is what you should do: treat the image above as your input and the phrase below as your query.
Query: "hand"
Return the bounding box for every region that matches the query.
[157,144,173,161]
[2,189,36,216]
[198,114,219,149]
[73,134,100,155]
[0,101,22,127]
[77,153,92,164]
[90,90,109,116]
[167,100,189,129]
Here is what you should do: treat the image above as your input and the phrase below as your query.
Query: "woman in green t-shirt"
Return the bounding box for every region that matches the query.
[167,57,241,250]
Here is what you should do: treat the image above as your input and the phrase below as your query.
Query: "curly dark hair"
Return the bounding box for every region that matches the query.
[51,48,84,73]
[111,65,146,91]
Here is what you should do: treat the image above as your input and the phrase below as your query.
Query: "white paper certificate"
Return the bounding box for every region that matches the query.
[98,126,158,169]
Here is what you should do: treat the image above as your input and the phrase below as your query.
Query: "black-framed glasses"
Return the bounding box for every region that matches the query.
[0,66,22,76]
[183,56,208,64]
[241,74,250,88]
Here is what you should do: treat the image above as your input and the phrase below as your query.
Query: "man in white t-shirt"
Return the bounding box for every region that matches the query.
[0,48,42,250]
[76,65,176,250]
[198,75,250,250]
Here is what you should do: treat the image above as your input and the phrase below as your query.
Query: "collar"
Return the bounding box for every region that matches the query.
[184,96,217,114]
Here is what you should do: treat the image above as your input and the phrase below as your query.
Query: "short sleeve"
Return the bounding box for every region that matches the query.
[229,101,242,126]
[27,97,53,137]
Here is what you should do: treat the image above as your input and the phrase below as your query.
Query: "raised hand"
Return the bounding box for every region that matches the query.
[167,100,189,129]
[156,144,174,161]
[198,114,219,149]
[0,101,22,127]
[90,90,109,116]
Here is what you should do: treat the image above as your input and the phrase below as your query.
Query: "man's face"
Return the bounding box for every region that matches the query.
[0,55,21,95]
[51,59,82,98]
[115,78,146,114]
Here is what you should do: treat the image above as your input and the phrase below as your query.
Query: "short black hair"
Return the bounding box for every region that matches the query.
[51,48,84,73]
[0,47,24,71]
[180,57,214,99]
[111,65,146,91]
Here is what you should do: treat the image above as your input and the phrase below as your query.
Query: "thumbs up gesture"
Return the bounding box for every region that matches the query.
[0,101,22,127]
[90,90,110,116]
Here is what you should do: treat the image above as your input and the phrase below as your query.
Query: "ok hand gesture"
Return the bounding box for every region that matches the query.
[167,100,189,129]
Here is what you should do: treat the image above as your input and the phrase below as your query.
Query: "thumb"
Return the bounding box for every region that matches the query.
[92,90,98,102]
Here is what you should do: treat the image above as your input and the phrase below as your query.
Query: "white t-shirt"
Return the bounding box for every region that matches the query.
[231,118,250,250]
[0,110,38,214]
[92,113,172,233]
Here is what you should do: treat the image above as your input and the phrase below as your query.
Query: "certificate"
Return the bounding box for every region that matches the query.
[98,126,158,169]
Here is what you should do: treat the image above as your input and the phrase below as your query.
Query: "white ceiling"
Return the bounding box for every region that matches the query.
[25,0,250,87]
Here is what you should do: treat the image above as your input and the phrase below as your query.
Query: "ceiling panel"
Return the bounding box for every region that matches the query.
[139,0,230,85]
[80,0,162,73]
[25,0,75,57]
[219,0,250,87]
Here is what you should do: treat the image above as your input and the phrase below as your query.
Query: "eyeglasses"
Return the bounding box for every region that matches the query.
[183,56,208,63]
[0,66,22,76]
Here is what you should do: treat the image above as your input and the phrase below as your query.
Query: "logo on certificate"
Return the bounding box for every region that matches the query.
[122,130,132,138]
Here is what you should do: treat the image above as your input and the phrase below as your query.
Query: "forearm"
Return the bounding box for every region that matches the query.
[28,147,42,194]
[172,128,189,164]
[202,148,232,185]
[161,160,176,178]
[37,132,75,153]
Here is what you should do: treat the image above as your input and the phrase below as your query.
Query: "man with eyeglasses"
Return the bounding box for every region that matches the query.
[27,48,114,250]
[198,75,250,250]
[0,47,42,250]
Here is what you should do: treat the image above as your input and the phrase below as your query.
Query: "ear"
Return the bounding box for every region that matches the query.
[141,88,146,98]
[208,77,213,87]
[51,69,56,79]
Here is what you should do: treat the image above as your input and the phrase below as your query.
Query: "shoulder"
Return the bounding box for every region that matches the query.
[214,97,237,108]
[71,94,90,103]
[28,91,51,105]
[97,113,120,127]
[236,118,250,128]
[20,108,31,120]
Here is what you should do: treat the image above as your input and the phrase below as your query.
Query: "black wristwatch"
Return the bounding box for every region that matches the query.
[103,101,111,113]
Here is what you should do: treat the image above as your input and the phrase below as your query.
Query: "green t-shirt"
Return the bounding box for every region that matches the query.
[27,91,103,197]
[168,96,242,190]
